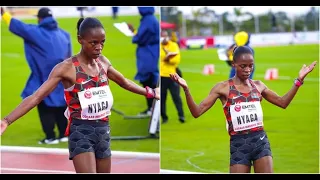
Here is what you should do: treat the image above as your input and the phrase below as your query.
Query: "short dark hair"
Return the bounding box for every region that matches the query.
[232,46,254,62]
[77,17,104,37]
[37,7,53,18]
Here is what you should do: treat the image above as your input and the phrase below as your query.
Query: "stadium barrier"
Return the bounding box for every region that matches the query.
[180,31,319,49]
[4,6,160,19]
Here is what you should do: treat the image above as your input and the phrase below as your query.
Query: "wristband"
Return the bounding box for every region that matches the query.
[3,117,11,126]
[294,78,304,87]
[145,86,155,98]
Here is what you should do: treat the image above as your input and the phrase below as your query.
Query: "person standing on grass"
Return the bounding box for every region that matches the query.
[170,46,317,173]
[1,17,160,173]
[128,7,160,116]
[1,7,72,144]
[160,30,185,124]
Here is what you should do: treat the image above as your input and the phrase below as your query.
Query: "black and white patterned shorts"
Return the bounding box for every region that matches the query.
[68,119,111,160]
[230,130,272,166]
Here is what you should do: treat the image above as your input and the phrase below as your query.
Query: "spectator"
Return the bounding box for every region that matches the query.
[129,7,160,116]
[160,30,185,124]
[1,7,72,144]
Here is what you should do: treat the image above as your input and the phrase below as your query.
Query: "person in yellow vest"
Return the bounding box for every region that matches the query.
[226,31,255,79]
[170,31,183,78]
[160,30,185,124]
[171,31,179,43]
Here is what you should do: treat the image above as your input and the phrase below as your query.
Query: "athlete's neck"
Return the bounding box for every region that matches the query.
[233,77,250,86]
[78,51,96,65]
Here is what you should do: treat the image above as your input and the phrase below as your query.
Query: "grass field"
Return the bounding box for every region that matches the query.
[160,44,319,173]
[1,15,159,153]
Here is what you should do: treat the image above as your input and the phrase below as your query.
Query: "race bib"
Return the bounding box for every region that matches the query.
[78,85,113,120]
[230,101,263,132]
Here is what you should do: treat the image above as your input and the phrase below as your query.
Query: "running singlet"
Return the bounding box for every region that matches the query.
[64,56,113,136]
[223,79,264,136]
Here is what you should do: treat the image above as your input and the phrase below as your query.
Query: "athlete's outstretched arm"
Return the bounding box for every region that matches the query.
[259,61,317,109]
[107,66,160,100]
[1,62,65,135]
[169,73,221,118]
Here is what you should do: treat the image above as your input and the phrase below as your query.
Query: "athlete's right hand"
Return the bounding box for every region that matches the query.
[298,61,317,81]
[1,120,9,135]
[170,73,188,90]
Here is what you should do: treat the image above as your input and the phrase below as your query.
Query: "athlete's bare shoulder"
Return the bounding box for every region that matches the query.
[51,57,74,78]
[215,80,229,89]
[60,57,74,71]
[99,55,112,66]
[212,80,229,94]
[252,80,267,93]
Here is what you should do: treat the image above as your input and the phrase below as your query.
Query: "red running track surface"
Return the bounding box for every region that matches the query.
[1,152,160,174]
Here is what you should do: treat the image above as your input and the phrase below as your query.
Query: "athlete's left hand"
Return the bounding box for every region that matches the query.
[298,61,317,81]
[1,120,8,135]
[154,87,160,100]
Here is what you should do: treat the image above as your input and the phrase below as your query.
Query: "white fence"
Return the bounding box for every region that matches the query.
[214,31,319,47]
[4,6,160,19]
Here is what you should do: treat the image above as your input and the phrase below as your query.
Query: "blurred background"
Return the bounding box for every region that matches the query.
[160,6,319,173]
[1,6,160,153]
[161,6,318,36]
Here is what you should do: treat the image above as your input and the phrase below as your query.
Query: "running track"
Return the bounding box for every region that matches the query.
[0,146,160,174]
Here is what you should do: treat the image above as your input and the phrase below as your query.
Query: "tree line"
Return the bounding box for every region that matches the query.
[161,7,319,36]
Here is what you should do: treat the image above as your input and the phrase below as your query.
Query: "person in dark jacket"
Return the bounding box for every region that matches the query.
[1,7,72,144]
[129,7,160,116]
[76,7,87,18]
[111,7,119,19]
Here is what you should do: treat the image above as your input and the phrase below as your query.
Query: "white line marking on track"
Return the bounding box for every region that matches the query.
[162,148,223,173]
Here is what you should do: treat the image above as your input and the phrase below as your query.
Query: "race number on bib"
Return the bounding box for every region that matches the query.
[230,101,263,132]
[78,85,114,120]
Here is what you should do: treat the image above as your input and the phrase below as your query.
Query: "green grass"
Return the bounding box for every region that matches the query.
[1,15,159,153]
[160,44,319,173]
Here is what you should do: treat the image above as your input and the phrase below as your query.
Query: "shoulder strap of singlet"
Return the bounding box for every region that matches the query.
[228,78,235,90]
[71,56,78,65]
[248,79,258,91]
[71,56,84,73]
[95,57,108,76]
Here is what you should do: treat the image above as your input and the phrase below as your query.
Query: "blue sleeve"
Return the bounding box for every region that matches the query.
[9,18,38,44]
[67,34,72,58]
[132,21,149,45]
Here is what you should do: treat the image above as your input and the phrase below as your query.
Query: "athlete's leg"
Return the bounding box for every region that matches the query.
[229,134,253,173]
[72,152,97,173]
[96,157,111,173]
[95,122,112,173]
[68,119,98,173]
[253,156,273,173]
[230,164,251,173]
[252,131,273,173]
